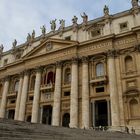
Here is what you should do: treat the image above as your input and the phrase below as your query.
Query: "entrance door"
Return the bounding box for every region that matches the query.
[62,113,70,127]
[42,105,52,125]
[95,100,108,126]
[8,109,15,120]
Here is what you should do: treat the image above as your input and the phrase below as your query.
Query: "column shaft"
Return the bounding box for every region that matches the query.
[18,71,29,121]
[108,57,120,126]
[52,65,62,126]
[31,69,41,123]
[70,61,78,128]
[0,77,10,118]
[82,61,89,128]
[14,75,23,120]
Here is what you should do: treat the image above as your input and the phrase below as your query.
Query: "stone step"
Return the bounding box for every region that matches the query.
[0,119,140,140]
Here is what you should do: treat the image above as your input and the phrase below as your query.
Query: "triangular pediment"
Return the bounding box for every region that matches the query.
[22,38,77,59]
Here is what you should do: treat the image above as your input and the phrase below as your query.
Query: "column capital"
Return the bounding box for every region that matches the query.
[4,75,10,82]
[56,61,62,68]
[23,69,30,76]
[107,48,119,58]
[71,57,79,64]
[81,56,89,63]
[35,66,44,73]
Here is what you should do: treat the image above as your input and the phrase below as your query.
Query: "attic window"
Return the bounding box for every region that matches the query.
[91,29,101,37]
[3,59,8,66]
[65,36,71,41]
[120,22,128,31]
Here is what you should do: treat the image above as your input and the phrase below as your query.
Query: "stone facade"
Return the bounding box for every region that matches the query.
[0,0,140,130]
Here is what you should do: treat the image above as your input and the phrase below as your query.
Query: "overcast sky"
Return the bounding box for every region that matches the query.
[0,0,133,51]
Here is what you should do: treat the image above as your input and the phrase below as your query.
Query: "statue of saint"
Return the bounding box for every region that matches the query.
[72,16,78,24]
[0,44,4,54]
[104,5,109,16]
[132,0,139,9]
[12,39,17,48]
[72,16,78,32]
[27,33,31,42]
[32,30,35,39]
[50,19,57,32]
[81,12,88,25]
[59,19,65,30]
[40,25,46,36]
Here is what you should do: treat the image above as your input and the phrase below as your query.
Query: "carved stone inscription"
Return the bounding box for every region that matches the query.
[79,41,112,53]
[114,37,136,47]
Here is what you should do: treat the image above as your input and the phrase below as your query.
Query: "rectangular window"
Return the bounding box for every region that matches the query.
[120,22,128,31]
[29,96,33,101]
[65,36,71,41]
[64,91,70,96]
[91,29,101,37]
[10,100,16,104]
[96,87,104,93]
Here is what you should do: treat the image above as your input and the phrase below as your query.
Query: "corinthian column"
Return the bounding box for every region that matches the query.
[14,73,23,120]
[31,67,42,123]
[81,57,89,129]
[107,49,120,126]
[0,76,10,118]
[18,70,30,121]
[52,62,62,126]
[70,58,78,128]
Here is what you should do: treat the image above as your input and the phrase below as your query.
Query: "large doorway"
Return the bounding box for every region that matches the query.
[62,113,70,127]
[42,105,52,125]
[8,109,15,120]
[95,100,108,126]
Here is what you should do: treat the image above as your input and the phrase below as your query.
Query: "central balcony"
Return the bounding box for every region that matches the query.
[90,75,108,86]
[40,83,54,92]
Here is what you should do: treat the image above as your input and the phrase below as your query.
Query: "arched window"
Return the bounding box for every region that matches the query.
[96,62,104,77]
[125,56,133,72]
[130,99,140,117]
[47,71,54,84]
[42,73,47,85]
[64,68,71,84]
[14,80,19,92]
[30,75,36,90]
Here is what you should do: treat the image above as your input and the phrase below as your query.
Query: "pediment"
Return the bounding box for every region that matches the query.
[22,38,77,59]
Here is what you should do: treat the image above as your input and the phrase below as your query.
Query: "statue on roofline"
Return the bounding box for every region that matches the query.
[40,25,46,37]
[72,16,78,32]
[59,19,65,30]
[0,44,4,54]
[32,29,35,39]
[81,12,88,25]
[12,39,17,48]
[50,19,57,32]
[72,16,78,24]
[81,12,88,30]
[27,33,31,42]
[104,5,109,17]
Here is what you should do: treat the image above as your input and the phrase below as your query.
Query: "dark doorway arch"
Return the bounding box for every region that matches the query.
[42,105,52,125]
[62,113,70,127]
[26,115,31,122]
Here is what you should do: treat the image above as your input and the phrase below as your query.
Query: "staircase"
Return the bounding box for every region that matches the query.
[0,119,140,140]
